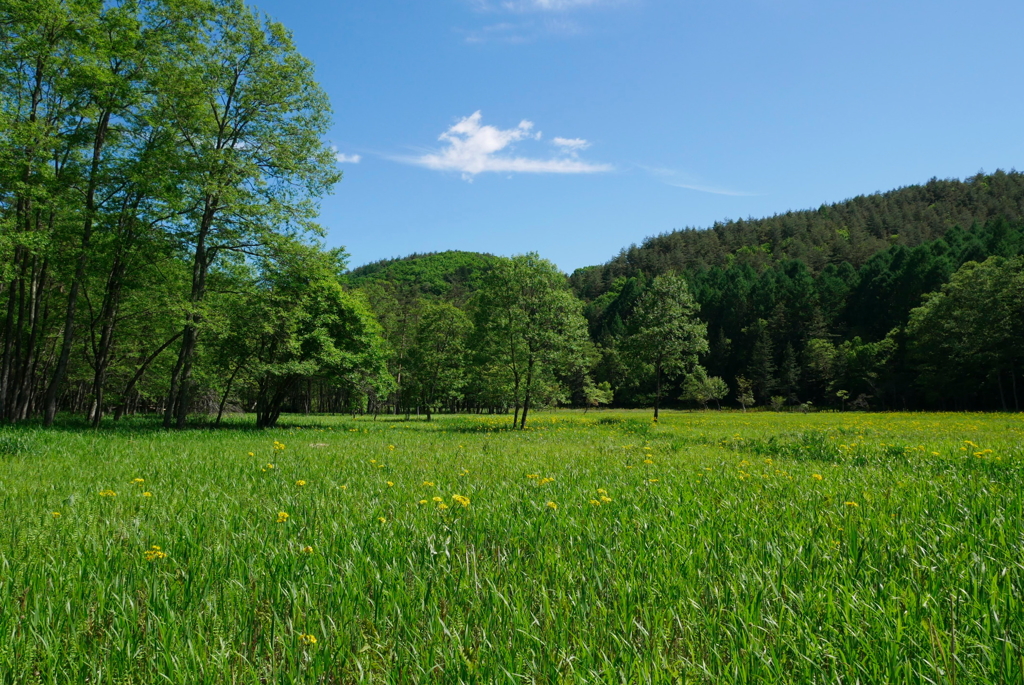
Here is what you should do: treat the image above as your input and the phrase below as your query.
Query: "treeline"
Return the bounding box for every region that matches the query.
[0,0,393,428]
[354,184,1024,416]
[582,216,1024,411]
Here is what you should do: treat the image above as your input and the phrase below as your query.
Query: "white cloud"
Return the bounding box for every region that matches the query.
[400,111,611,179]
[553,137,590,152]
[336,153,361,164]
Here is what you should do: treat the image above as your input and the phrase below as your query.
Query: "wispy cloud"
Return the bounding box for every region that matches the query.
[642,165,760,197]
[473,0,624,11]
[463,0,626,42]
[462,18,582,43]
[397,111,611,180]
[331,146,361,164]
[553,137,591,152]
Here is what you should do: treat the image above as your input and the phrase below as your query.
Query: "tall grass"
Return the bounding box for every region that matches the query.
[0,411,1021,683]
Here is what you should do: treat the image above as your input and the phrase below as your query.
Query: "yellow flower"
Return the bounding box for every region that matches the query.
[388,445,396,450]
[538,477,554,485]
[423,481,435,487]
[643,459,654,464]
[648,479,659,483]
[277,512,289,523]
[266,463,275,469]
[301,546,314,554]
[432,496,443,502]
[296,480,307,486]
[526,474,539,479]
[52,511,61,518]
[386,481,394,487]
[596,488,607,495]
[600,495,612,503]
[99,490,117,497]
[546,501,558,510]
[142,492,152,497]
[378,516,387,523]
[452,494,470,507]
[144,545,168,561]
[418,499,428,505]
[844,501,859,508]
[299,633,317,646]
[132,478,145,485]
[436,502,449,510]
[812,474,823,481]
[589,499,601,505]
[248,452,255,457]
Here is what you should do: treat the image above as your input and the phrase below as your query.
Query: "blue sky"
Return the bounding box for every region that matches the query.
[251,0,1024,274]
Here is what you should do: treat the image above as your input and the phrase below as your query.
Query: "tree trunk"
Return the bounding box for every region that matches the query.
[215,358,246,425]
[653,361,661,420]
[165,194,217,428]
[114,331,183,420]
[44,110,111,427]
[520,356,534,430]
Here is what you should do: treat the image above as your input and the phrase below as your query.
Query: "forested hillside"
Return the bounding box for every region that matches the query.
[347,251,499,300]
[352,174,1024,415]
[570,170,1024,299]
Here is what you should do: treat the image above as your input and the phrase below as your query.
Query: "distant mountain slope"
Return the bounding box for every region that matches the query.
[346,250,500,298]
[570,170,1024,300]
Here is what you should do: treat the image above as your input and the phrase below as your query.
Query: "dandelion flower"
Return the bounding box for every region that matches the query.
[299,633,317,646]
[812,474,823,481]
[432,496,443,503]
[386,481,394,487]
[452,494,470,507]
[52,511,61,518]
[144,545,168,561]
[423,481,435,487]
[248,452,255,457]
[133,478,145,485]
[600,495,612,503]
[301,546,314,554]
[546,501,558,510]
[378,516,387,523]
[296,480,307,486]
[436,502,449,510]
[844,501,859,508]
[648,479,659,483]
[99,490,117,497]
[277,512,289,523]
[644,459,654,464]
[142,491,153,497]
[418,499,428,505]
[589,499,601,505]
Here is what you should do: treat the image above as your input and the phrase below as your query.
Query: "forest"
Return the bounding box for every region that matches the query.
[2,0,1023,430]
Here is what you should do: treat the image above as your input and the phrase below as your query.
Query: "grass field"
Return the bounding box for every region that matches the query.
[1,410,1022,684]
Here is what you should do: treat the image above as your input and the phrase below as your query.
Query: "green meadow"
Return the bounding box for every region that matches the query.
[1,411,1022,684]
